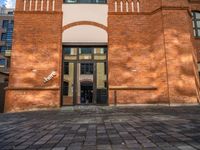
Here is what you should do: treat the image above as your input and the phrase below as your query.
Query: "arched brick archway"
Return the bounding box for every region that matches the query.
[62,21,108,32]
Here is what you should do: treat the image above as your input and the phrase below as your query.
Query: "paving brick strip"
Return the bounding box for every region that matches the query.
[0,106,200,150]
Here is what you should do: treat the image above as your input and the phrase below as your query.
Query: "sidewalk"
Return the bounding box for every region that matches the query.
[0,106,200,150]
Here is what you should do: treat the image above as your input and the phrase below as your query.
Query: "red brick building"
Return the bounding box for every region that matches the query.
[4,0,200,112]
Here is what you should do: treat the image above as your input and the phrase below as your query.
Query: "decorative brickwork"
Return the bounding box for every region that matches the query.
[62,21,108,32]
[16,0,61,12]
[112,0,140,13]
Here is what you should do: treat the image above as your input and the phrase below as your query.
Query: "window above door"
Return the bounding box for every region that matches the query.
[63,0,107,4]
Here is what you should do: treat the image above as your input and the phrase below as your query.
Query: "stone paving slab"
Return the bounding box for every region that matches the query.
[0,106,200,150]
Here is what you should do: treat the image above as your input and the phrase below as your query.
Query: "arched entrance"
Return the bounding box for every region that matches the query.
[61,46,108,106]
[61,22,108,106]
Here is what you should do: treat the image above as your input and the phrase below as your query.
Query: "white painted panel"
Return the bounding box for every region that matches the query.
[62,4,108,26]
[62,25,107,43]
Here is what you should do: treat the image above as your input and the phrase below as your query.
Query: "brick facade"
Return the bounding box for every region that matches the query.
[108,0,200,104]
[4,0,200,112]
[5,0,63,112]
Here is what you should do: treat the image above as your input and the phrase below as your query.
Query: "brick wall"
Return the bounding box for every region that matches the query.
[108,0,200,104]
[108,4,169,104]
[4,0,200,112]
[162,8,198,103]
[4,0,63,112]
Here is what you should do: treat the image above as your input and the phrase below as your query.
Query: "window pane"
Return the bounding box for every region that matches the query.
[0,46,6,52]
[96,62,107,104]
[103,48,107,54]
[7,28,13,32]
[7,46,12,50]
[64,0,77,3]
[0,59,6,65]
[196,12,200,19]
[63,0,106,3]
[79,0,93,3]
[7,40,12,44]
[2,20,8,28]
[198,29,200,37]
[81,63,93,74]
[97,0,106,3]
[197,21,200,28]
[63,82,69,96]
[94,48,107,55]
[8,11,13,15]
[1,33,6,41]
[63,62,74,105]
[80,48,92,54]
[8,23,14,29]
[64,47,71,55]
[64,62,69,74]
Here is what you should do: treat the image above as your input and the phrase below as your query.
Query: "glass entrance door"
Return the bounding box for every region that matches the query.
[77,62,94,104]
[62,46,108,106]
[96,62,107,104]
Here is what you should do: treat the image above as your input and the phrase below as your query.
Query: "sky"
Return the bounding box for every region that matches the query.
[0,0,15,8]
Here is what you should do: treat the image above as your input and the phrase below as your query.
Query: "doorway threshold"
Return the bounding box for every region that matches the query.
[61,105,110,111]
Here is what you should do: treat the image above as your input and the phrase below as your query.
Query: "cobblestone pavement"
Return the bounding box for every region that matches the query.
[0,106,200,150]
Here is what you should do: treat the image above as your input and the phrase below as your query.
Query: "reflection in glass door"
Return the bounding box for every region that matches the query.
[62,62,75,106]
[77,62,94,104]
[96,62,107,104]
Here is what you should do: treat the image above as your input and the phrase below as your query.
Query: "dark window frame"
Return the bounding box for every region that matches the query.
[104,81,107,88]
[104,62,107,75]
[192,11,200,38]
